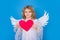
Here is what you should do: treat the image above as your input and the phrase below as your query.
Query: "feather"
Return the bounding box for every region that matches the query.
[36,11,49,40]
[10,16,22,40]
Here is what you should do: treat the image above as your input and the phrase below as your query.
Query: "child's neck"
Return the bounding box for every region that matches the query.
[26,18,31,20]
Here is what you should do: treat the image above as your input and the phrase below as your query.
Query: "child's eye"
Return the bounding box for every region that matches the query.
[25,11,27,13]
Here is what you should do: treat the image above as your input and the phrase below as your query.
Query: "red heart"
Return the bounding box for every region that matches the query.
[19,20,34,31]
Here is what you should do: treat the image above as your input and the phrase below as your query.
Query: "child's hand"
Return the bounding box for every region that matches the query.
[33,24,39,32]
[15,23,23,32]
[15,23,20,28]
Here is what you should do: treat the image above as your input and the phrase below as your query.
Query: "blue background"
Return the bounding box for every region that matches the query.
[0,0,60,40]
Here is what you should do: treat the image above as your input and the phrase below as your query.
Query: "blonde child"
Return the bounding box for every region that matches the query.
[10,6,49,40]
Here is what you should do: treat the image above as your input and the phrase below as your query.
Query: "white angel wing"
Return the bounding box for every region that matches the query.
[10,16,18,32]
[10,16,22,40]
[37,11,49,27]
[10,16,17,26]
[36,11,49,40]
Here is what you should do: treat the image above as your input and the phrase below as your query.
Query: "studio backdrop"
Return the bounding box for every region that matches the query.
[0,0,60,40]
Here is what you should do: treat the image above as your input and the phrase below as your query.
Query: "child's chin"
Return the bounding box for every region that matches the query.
[26,16,31,18]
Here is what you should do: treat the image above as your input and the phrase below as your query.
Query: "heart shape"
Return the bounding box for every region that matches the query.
[19,20,33,31]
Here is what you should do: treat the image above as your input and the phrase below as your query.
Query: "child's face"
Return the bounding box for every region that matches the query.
[24,8,32,19]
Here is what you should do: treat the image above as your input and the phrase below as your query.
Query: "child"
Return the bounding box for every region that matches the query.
[10,6,49,40]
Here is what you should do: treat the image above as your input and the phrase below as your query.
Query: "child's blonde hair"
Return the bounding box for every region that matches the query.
[22,5,36,19]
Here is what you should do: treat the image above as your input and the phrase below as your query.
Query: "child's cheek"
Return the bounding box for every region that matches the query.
[29,13,32,16]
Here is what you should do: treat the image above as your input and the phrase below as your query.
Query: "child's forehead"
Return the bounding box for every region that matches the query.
[25,8,31,11]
